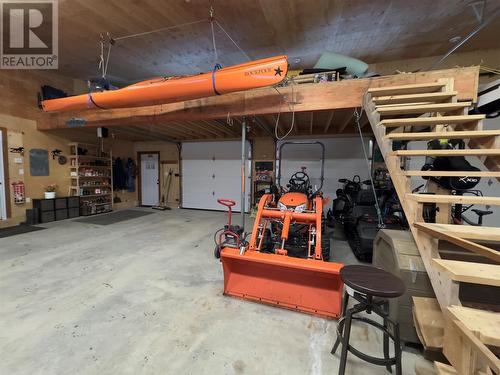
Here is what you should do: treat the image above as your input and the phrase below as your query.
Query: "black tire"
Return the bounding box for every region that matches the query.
[346,228,371,263]
[326,209,334,228]
[321,219,330,261]
[261,228,273,252]
[214,244,221,259]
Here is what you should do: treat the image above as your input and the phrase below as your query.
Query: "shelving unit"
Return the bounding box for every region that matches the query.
[252,160,274,206]
[68,142,113,216]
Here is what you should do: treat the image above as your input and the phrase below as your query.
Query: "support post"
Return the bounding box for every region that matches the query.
[241,117,247,230]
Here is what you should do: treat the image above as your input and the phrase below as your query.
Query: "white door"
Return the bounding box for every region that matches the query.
[181,141,251,212]
[0,130,6,220]
[140,153,159,206]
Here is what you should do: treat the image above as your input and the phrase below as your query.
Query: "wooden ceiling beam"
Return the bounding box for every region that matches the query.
[151,125,191,139]
[127,126,179,142]
[204,120,238,137]
[38,67,479,131]
[112,127,158,141]
[324,111,335,133]
[174,122,214,138]
[187,120,223,137]
[309,112,314,134]
[157,123,205,140]
[253,117,274,138]
[359,113,370,129]
[338,110,355,133]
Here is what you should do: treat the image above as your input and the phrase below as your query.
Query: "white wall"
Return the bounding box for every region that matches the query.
[407,116,500,227]
[277,137,372,201]
[0,130,6,220]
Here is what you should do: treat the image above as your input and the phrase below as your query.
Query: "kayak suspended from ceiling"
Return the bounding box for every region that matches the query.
[41,55,289,112]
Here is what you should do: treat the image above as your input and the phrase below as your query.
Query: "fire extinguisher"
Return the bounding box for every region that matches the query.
[11,181,25,204]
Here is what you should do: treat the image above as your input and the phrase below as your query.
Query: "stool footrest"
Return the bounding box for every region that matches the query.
[331,289,403,375]
[335,316,398,366]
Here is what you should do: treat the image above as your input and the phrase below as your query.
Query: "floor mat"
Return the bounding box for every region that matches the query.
[0,224,46,238]
[74,210,154,225]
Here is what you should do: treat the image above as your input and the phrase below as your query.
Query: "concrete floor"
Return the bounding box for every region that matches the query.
[0,208,432,374]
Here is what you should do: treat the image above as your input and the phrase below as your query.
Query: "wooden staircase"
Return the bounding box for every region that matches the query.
[363,78,500,374]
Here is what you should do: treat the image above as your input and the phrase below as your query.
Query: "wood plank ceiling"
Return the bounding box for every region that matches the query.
[50,109,370,142]
[58,0,500,84]
[50,0,497,143]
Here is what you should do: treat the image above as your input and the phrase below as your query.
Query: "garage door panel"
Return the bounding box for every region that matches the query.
[182,141,251,211]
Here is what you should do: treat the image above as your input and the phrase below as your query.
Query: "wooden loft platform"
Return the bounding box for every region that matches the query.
[37,66,479,142]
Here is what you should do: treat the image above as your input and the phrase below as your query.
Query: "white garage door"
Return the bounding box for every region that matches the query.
[181,141,251,211]
[277,138,373,201]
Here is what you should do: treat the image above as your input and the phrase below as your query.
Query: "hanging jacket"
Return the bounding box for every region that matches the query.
[113,157,127,190]
[126,158,137,192]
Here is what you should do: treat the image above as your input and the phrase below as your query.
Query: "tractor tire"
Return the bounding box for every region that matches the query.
[321,219,330,261]
[261,228,273,253]
[214,244,221,259]
[321,233,330,261]
[326,209,334,228]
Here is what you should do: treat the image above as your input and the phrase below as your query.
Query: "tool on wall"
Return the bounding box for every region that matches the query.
[51,149,68,165]
[152,165,173,211]
[9,147,24,155]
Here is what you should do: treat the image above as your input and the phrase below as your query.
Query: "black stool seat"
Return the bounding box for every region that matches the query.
[341,265,406,298]
[332,265,406,375]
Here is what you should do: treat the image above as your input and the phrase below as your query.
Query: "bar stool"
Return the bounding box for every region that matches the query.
[331,265,406,375]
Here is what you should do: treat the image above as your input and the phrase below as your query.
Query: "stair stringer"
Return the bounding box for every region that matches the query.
[363,91,461,310]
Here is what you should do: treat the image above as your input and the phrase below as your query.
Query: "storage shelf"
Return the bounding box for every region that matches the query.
[80,185,111,188]
[79,193,112,197]
[70,155,110,160]
[77,165,111,169]
[70,176,111,179]
[69,142,114,216]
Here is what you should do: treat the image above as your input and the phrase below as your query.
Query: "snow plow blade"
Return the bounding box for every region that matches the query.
[220,247,343,319]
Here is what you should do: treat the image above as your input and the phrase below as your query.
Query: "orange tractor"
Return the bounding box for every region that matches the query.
[215,141,344,318]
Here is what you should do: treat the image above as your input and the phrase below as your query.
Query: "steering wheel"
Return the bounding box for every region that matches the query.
[289,171,310,192]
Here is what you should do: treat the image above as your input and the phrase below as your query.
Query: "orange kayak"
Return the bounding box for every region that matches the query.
[41,55,288,112]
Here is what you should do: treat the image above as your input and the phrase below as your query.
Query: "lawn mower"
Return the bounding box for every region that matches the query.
[216,141,343,319]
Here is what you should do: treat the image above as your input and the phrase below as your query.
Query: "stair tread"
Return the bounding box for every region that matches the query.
[407,193,500,205]
[380,114,485,127]
[373,92,457,105]
[384,130,500,140]
[404,170,500,177]
[413,297,445,349]
[432,258,500,287]
[413,222,500,242]
[390,149,500,157]
[447,306,500,347]
[367,82,446,96]
[414,222,500,262]
[377,102,471,116]
[434,362,457,375]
